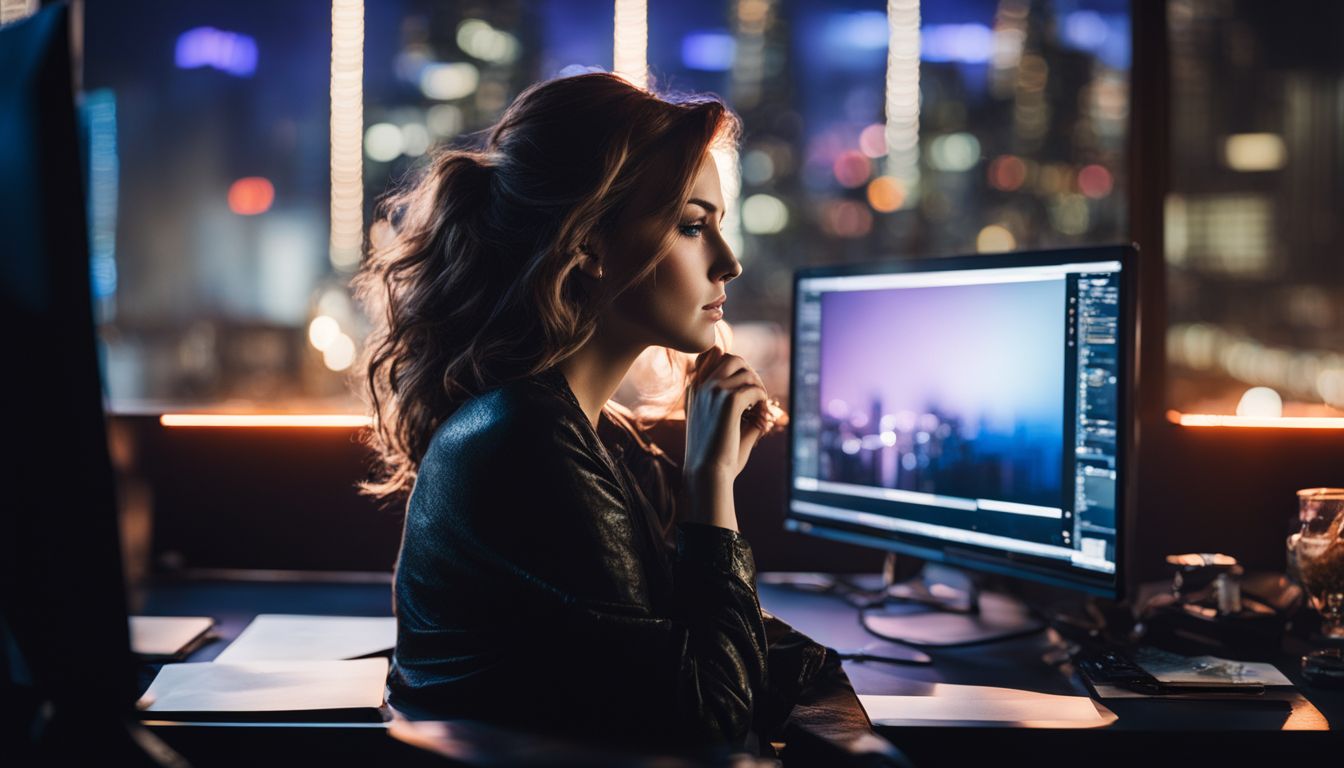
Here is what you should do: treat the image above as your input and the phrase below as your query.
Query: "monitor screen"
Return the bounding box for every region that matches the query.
[786,246,1134,597]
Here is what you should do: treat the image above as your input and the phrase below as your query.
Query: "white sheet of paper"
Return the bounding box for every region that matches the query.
[129,616,214,657]
[137,658,388,713]
[859,683,1114,728]
[213,614,396,663]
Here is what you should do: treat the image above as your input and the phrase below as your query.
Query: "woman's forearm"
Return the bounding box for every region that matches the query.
[680,471,739,532]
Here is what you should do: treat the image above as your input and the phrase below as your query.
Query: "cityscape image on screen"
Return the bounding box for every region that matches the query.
[817,279,1065,511]
[788,251,1127,593]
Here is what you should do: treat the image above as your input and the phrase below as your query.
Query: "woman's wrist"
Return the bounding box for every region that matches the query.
[680,470,738,532]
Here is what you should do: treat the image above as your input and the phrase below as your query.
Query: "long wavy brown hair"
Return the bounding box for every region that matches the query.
[354,72,784,503]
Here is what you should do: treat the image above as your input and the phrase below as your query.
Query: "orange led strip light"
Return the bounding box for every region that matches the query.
[1168,411,1344,429]
[159,414,373,428]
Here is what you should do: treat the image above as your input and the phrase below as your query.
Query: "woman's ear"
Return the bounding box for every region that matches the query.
[574,243,604,280]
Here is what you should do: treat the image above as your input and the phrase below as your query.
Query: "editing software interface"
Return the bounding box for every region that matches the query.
[788,255,1125,590]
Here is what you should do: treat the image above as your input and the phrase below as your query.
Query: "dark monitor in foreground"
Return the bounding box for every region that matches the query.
[1,5,159,761]
[787,246,1135,605]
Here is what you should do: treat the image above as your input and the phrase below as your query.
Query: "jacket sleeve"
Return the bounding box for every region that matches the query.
[392,396,769,751]
[600,406,854,739]
[755,609,846,734]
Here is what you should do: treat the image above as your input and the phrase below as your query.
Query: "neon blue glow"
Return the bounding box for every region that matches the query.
[1063,11,1109,50]
[921,23,993,64]
[823,12,889,52]
[681,31,735,71]
[175,27,258,77]
[82,89,118,305]
[1062,11,1130,69]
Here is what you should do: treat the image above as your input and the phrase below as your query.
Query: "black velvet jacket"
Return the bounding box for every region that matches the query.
[386,366,851,754]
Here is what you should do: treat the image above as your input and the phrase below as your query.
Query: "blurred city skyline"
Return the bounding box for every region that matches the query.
[818,279,1066,431]
[70,0,1342,421]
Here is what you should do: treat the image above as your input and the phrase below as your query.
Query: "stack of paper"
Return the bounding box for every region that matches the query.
[859,683,1116,728]
[137,658,389,722]
[138,614,397,722]
[214,614,397,663]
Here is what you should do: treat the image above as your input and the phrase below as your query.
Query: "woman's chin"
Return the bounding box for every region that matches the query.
[696,324,720,352]
[661,328,716,355]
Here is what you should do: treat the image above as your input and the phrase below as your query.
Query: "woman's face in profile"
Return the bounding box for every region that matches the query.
[606,153,742,354]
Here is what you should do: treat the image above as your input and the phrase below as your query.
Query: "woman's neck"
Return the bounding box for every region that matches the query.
[557,332,646,429]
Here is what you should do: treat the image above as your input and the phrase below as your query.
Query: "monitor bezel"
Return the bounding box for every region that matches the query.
[785,244,1138,599]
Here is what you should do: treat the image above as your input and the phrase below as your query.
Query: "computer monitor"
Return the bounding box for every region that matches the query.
[786,245,1136,605]
[0,5,170,761]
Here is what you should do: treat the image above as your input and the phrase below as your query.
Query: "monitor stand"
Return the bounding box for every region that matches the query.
[858,554,1046,648]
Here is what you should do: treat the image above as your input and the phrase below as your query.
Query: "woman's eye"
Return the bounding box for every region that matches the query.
[679,223,704,238]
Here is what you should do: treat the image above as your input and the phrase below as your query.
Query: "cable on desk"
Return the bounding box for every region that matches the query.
[832,648,932,666]
[855,603,1049,650]
[762,572,1064,651]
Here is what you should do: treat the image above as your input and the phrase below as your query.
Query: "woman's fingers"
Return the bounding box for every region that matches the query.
[686,348,775,478]
[699,358,768,421]
[702,356,760,394]
[714,368,757,391]
[723,382,769,425]
[692,350,724,390]
[732,384,770,470]
[698,351,751,385]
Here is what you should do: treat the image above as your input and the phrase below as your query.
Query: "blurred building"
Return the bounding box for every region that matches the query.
[1164,0,1344,417]
[73,0,1339,419]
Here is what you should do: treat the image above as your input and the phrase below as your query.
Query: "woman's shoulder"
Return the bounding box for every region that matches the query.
[410,373,598,517]
[425,372,585,464]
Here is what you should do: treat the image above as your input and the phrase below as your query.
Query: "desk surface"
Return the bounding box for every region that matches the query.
[133,573,1343,764]
[755,576,1338,731]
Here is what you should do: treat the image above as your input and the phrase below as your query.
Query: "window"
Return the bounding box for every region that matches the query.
[1164,0,1344,420]
[83,0,1130,414]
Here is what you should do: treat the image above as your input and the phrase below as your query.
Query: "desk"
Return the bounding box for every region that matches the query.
[134,575,1343,766]
[132,579,427,766]
[756,576,1343,765]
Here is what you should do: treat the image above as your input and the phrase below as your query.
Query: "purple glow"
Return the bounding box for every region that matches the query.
[818,279,1065,436]
[681,31,735,71]
[815,279,1067,506]
[175,27,258,77]
[921,24,994,64]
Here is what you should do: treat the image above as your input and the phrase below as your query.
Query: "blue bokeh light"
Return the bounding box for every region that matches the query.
[681,31,735,71]
[175,27,257,77]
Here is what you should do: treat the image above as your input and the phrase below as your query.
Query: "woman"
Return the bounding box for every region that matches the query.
[355,72,862,758]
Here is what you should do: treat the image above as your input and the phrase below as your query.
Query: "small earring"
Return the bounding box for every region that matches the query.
[596,266,604,279]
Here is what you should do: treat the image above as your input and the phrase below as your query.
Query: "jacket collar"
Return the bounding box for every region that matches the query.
[531,366,582,411]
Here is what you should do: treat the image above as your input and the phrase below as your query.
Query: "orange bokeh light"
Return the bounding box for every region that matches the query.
[228,176,275,215]
[866,176,906,213]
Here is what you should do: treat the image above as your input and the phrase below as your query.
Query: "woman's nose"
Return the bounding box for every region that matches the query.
[715,241,742,284]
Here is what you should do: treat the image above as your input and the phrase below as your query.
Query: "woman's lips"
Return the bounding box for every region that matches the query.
[702,296,725,320]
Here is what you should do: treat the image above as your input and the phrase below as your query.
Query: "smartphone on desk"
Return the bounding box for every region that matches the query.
[1074,647,1267,697]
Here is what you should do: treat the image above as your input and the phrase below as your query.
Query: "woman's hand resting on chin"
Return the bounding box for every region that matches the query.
[679,348,778,531]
